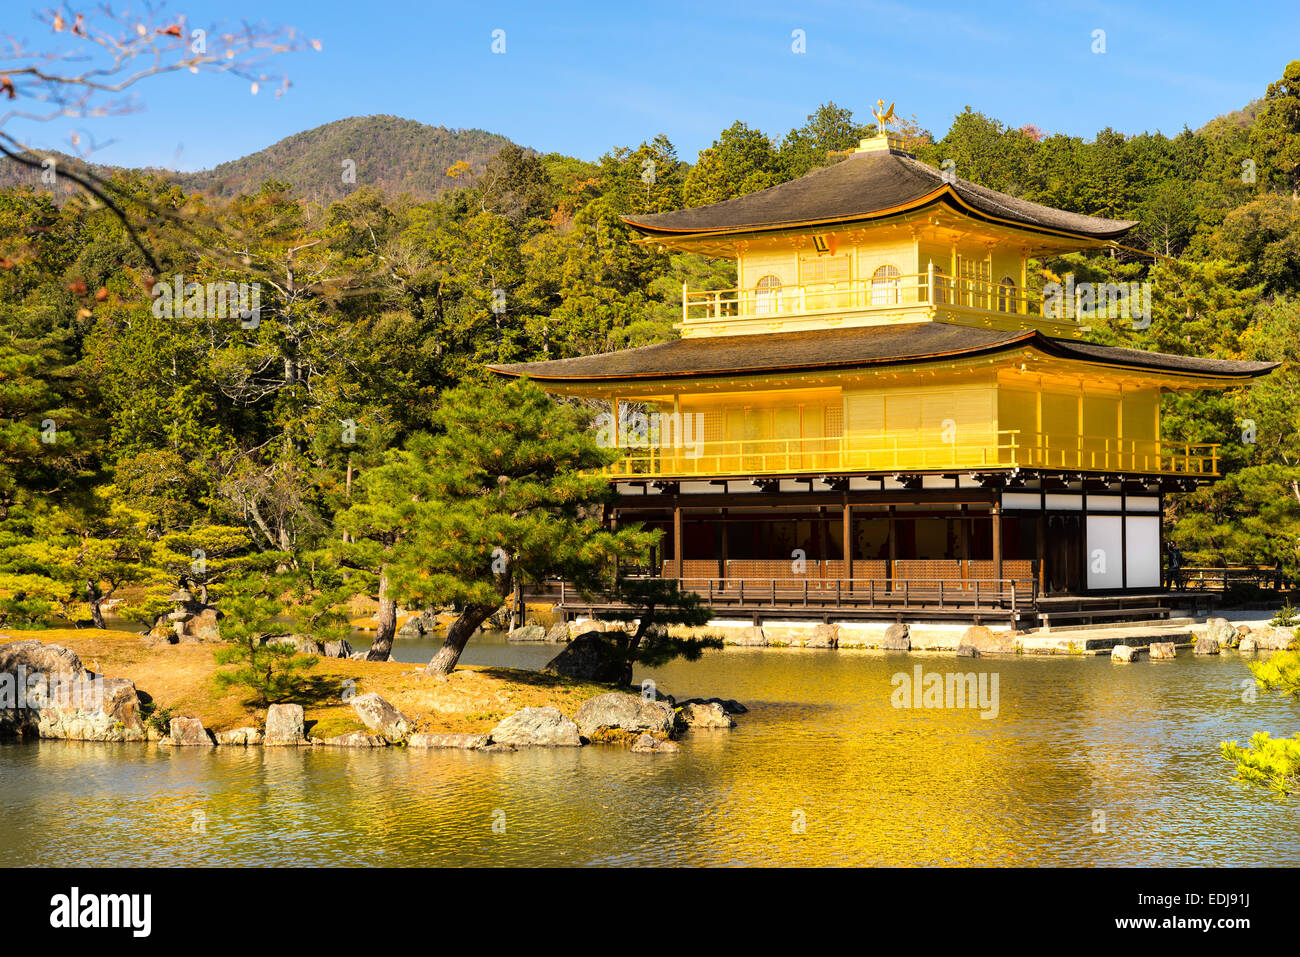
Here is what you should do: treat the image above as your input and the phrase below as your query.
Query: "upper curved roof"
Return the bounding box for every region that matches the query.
[488,323,1277,384]
[623,149,1137,241]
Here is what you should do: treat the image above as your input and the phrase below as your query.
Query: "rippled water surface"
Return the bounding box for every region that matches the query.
[1,635,1296,866]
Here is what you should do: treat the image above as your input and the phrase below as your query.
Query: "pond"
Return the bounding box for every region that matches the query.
[1,633,1296,866]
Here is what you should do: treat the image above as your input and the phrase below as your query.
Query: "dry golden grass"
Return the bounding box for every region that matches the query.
[0,628,611,739]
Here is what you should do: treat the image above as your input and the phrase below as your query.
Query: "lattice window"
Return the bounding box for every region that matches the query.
[799,255,850,284]
[825,405,843,437]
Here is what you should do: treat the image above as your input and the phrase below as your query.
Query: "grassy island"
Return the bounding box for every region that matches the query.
[0,629,612,740]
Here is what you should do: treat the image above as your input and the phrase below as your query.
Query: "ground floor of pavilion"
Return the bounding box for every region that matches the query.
[545,470,1206,629]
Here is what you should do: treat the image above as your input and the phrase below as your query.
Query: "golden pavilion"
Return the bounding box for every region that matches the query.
[491,130,1276,627]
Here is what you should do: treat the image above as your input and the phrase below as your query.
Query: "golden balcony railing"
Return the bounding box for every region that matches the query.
[602,431,1219,478]
[682,267,1047,324]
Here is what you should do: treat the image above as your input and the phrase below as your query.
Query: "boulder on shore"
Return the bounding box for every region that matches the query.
[488,706,581,747]
[1238,636,1259,653]
[215,727,263,746]
[574,692,676,740]
[349,692,413,743]
[545,622,571,643]
[263,634,324,655]
[0,639,145,741]
[806,624,839,649]
[1194,636,1221,656]
[1255,627,1298,651]
[960,625,1015,655]
[322,639,353,659]
[506,623,547,642]
[316,731,387,747]
[543,632,626,684]
[168,716,213,746]
[0,639,85,677]
[1204,618,1236,646]
[263,704,306,746]
[881,623,910,651]
[406,732,491,749]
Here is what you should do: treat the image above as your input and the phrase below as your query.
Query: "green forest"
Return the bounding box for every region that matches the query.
[3,60,1300,649]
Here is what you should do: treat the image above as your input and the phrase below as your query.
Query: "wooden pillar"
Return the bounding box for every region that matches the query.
[1019,250,1028,315]
[888,504,897,586]
[1036,511,1047,593]
[817,505,828,576]
[719,507,729,580]
[672,501,683,580]
[842,497,852,582]
[992,501,1004,581]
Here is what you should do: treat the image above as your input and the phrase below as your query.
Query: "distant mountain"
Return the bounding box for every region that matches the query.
[0,115,519,203]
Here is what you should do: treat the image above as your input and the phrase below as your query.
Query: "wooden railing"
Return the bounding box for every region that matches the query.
[683,267,1045,323]
[537,575,1037,623]
[604,430,1219,478]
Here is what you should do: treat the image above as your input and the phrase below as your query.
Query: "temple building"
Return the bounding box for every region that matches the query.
[491,129,1276,627]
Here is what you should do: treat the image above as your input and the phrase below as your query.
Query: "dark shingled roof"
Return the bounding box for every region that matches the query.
[623,150,1137,240]
[489,323,1277,384]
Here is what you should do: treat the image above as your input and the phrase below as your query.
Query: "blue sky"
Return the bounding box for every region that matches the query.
[4,0,1297,171]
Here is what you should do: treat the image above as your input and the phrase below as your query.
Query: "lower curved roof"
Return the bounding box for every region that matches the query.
[488,323,1277,384]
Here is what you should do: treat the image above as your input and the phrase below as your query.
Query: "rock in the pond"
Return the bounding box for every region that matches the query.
[542,632,626,684]
[1148,642,1177,659]
[678,700,735,729]
[545,622,570,643]
[1204,618,1236,645]
[678,696,747,716]
[1194,636,1220,656]
[574,692,676,739]
[960,625,1015,655]
[631,732,680,754]
[322,639,353,659]
[349,692,413,743]
[215,727,263,746]
[263,703,306,746]
[168,716,213,746]
[317,731,387,747]
[1111,644,1141,662]
[406,732,491,749]
[956,643,981,658]
[881,623,910,651]
[489,706,581,747]
[396,615,425,638]
[1238,636,1259,653]
[506,623,547,642]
